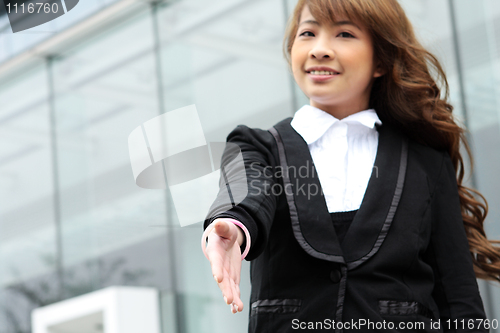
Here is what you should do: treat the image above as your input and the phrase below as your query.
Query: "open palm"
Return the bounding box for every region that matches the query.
[205,220,244,313]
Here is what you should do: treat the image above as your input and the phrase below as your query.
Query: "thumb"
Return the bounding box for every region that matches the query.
[213,219,235,240]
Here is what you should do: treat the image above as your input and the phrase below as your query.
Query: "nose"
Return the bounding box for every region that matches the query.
[309,35,334,59]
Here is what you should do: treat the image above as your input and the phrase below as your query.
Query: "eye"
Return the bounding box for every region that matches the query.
[338,31,354,38]
[298,31,315,37]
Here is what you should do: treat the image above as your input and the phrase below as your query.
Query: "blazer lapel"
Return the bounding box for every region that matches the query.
[269,118,408,269]
[342,122,408,269]
[270,119,344,263]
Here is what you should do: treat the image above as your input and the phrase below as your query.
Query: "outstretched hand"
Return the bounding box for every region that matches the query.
[205,219,245,313]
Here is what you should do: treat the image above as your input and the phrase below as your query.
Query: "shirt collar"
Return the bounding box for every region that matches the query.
[290,104,382,144]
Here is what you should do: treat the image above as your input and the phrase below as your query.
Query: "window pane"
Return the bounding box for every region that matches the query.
[51,6,176,311]
[0,65,57,332]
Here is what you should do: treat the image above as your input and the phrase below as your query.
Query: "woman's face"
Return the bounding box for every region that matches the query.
[291,5,384,118]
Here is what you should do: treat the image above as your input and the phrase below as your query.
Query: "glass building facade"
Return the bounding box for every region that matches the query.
[0,0,499,332]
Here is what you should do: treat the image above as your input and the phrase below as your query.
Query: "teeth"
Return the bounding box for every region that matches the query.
[309,70,338,75]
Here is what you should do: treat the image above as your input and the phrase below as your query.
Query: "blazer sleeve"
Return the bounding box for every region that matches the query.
[426,151,488,332]
[203,125,280,261]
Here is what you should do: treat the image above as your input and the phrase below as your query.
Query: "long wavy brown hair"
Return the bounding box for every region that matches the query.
[283,0,500,281]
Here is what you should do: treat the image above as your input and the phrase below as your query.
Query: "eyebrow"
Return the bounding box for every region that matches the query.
[298,19,361,30]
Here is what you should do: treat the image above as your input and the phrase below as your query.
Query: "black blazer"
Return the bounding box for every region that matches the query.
[204,117,488,333]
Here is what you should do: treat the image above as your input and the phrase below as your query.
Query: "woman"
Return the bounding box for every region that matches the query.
[202,0,500,332]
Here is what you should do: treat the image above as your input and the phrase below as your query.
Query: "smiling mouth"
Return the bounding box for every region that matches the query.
[306,70,340,75]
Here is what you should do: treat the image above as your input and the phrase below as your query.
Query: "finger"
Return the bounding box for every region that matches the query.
[228,244,243,312]
[235,284,243,311]
[230,278,243,312]
[207,250,224,284]
[219,268,234,305]
[213,220,231,239]
[214,220,239,245]
[229,279,238,313]
[231,257,242,285]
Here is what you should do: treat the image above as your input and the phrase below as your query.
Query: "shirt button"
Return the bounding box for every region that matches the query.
[330,269,342,283]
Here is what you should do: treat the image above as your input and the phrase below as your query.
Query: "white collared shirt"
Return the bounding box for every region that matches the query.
[291,105,382,213]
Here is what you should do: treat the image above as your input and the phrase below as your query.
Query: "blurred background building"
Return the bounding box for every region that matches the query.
[0,0,499,332]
